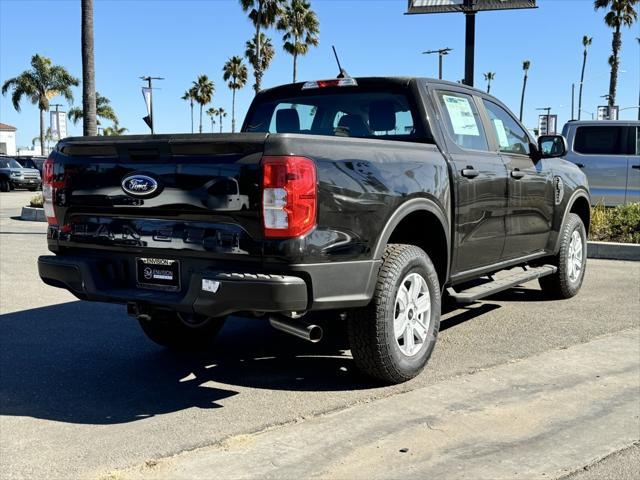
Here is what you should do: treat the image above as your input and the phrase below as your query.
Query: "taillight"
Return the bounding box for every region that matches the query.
[42,154,61,226]
[262,156,317,238]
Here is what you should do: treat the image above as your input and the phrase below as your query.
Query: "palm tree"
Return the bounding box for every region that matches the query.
[594,0,638,111]
[206,107,217,133]
[577,36,593,120]
[245,33,276,93]
[192,75,215,133]
[216,107,227,133]
[181,86,198,133]
[277,0,320,83]
[32,128,55,153]
[240,0,285,92]
[2,54,79,155]
[68,92,117,126]
[223,56,248,132]
[81,0,97,136]
[519,60,531,122]
[483,72,496,94]
[103,123,128,136]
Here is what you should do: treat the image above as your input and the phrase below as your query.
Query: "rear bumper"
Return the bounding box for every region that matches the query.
[38,254,379,317]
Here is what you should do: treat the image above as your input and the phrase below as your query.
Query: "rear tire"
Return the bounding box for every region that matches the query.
[539,213,587,299]
[0,179,9,192]
[138,311,226,351]
[347,244,441,384]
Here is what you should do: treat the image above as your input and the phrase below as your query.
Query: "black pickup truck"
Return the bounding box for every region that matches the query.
[38,77,590,384]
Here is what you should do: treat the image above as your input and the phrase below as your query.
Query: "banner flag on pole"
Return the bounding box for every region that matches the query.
[142,87,152,116]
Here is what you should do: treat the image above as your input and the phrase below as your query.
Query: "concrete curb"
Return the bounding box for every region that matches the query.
[587,241,640,261]
[20,206,46,222]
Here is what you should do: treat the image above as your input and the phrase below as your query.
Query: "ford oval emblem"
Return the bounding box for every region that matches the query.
[121,174,159,197]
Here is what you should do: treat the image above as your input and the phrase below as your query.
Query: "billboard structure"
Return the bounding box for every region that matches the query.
[538,114,558,136]
[597,105,619,121]
[407,1,537,87]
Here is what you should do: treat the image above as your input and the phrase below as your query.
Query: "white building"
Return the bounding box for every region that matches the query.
[0,123,17,156]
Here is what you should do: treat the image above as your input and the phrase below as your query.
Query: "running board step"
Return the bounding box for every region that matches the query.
[447,265,558,304]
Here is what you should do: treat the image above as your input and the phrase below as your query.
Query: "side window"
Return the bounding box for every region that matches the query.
[574,126,624,155]
[436,91,489,151]
[483,100,531,155]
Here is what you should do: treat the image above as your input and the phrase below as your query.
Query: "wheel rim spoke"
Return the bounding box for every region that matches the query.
[404,323,415,355]
[415,294,430,316]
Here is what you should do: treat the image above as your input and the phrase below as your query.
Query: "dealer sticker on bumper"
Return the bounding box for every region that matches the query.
[202,278,220,293]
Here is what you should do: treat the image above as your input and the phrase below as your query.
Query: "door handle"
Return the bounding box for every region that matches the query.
[632,165,640,170]
[510,169,525,179]
[461,167,479,179]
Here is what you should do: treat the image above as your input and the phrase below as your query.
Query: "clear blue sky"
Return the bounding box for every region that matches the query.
[1,0,638,148]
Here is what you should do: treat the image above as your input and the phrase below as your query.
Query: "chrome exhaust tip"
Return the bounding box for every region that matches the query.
[269,315,323,343]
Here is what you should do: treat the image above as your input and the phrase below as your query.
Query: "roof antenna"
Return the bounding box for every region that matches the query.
[332,45,349,79]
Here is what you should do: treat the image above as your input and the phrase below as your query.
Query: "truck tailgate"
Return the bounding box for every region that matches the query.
[48,133,267,259]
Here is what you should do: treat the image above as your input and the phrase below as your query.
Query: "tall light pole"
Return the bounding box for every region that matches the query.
[423,48,453,80]
[140,76,164,134]
[637,38,640,121]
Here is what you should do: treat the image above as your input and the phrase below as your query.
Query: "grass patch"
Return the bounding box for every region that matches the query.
[590,203,640,244]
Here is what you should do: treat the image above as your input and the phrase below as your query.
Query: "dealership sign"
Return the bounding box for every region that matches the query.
[407,0,537,14]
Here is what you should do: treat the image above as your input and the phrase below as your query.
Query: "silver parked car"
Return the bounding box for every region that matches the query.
[562,120,639,206]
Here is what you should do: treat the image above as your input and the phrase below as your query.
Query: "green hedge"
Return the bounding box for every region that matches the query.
[590,203,640,244]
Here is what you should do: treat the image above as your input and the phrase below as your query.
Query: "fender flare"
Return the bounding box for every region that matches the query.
[553,188,590,252]
[373,197,451,277]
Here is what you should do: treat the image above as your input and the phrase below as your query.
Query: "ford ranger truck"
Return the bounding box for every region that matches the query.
[38,77,590,384]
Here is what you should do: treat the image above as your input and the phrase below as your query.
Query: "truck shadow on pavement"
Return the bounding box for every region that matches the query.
[0,299,501,425]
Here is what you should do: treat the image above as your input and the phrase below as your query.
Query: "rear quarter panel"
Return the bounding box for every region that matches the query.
[263,134,451,264]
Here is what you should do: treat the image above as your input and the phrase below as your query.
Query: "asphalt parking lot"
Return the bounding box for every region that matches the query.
[1,190,639,480]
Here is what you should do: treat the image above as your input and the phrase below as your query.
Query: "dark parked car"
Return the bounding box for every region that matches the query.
[0,157,42,191]
[38,77,590,384]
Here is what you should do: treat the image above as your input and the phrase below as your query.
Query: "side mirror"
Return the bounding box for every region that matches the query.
[538,135,567,159]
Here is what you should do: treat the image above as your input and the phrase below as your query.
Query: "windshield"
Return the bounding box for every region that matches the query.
[244,89,427,143]
[0,158,22,169]
[16,159,36,169]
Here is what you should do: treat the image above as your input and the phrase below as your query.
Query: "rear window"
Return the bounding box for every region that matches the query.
[574,126,625,155]
[244,89,427,143]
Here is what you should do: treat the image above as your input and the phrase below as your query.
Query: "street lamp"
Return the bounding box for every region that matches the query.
[422,48,453,80]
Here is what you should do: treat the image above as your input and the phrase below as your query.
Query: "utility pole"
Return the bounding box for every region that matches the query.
[423,48,453,80]
[140,76,164,134]
[571,84,575,120]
